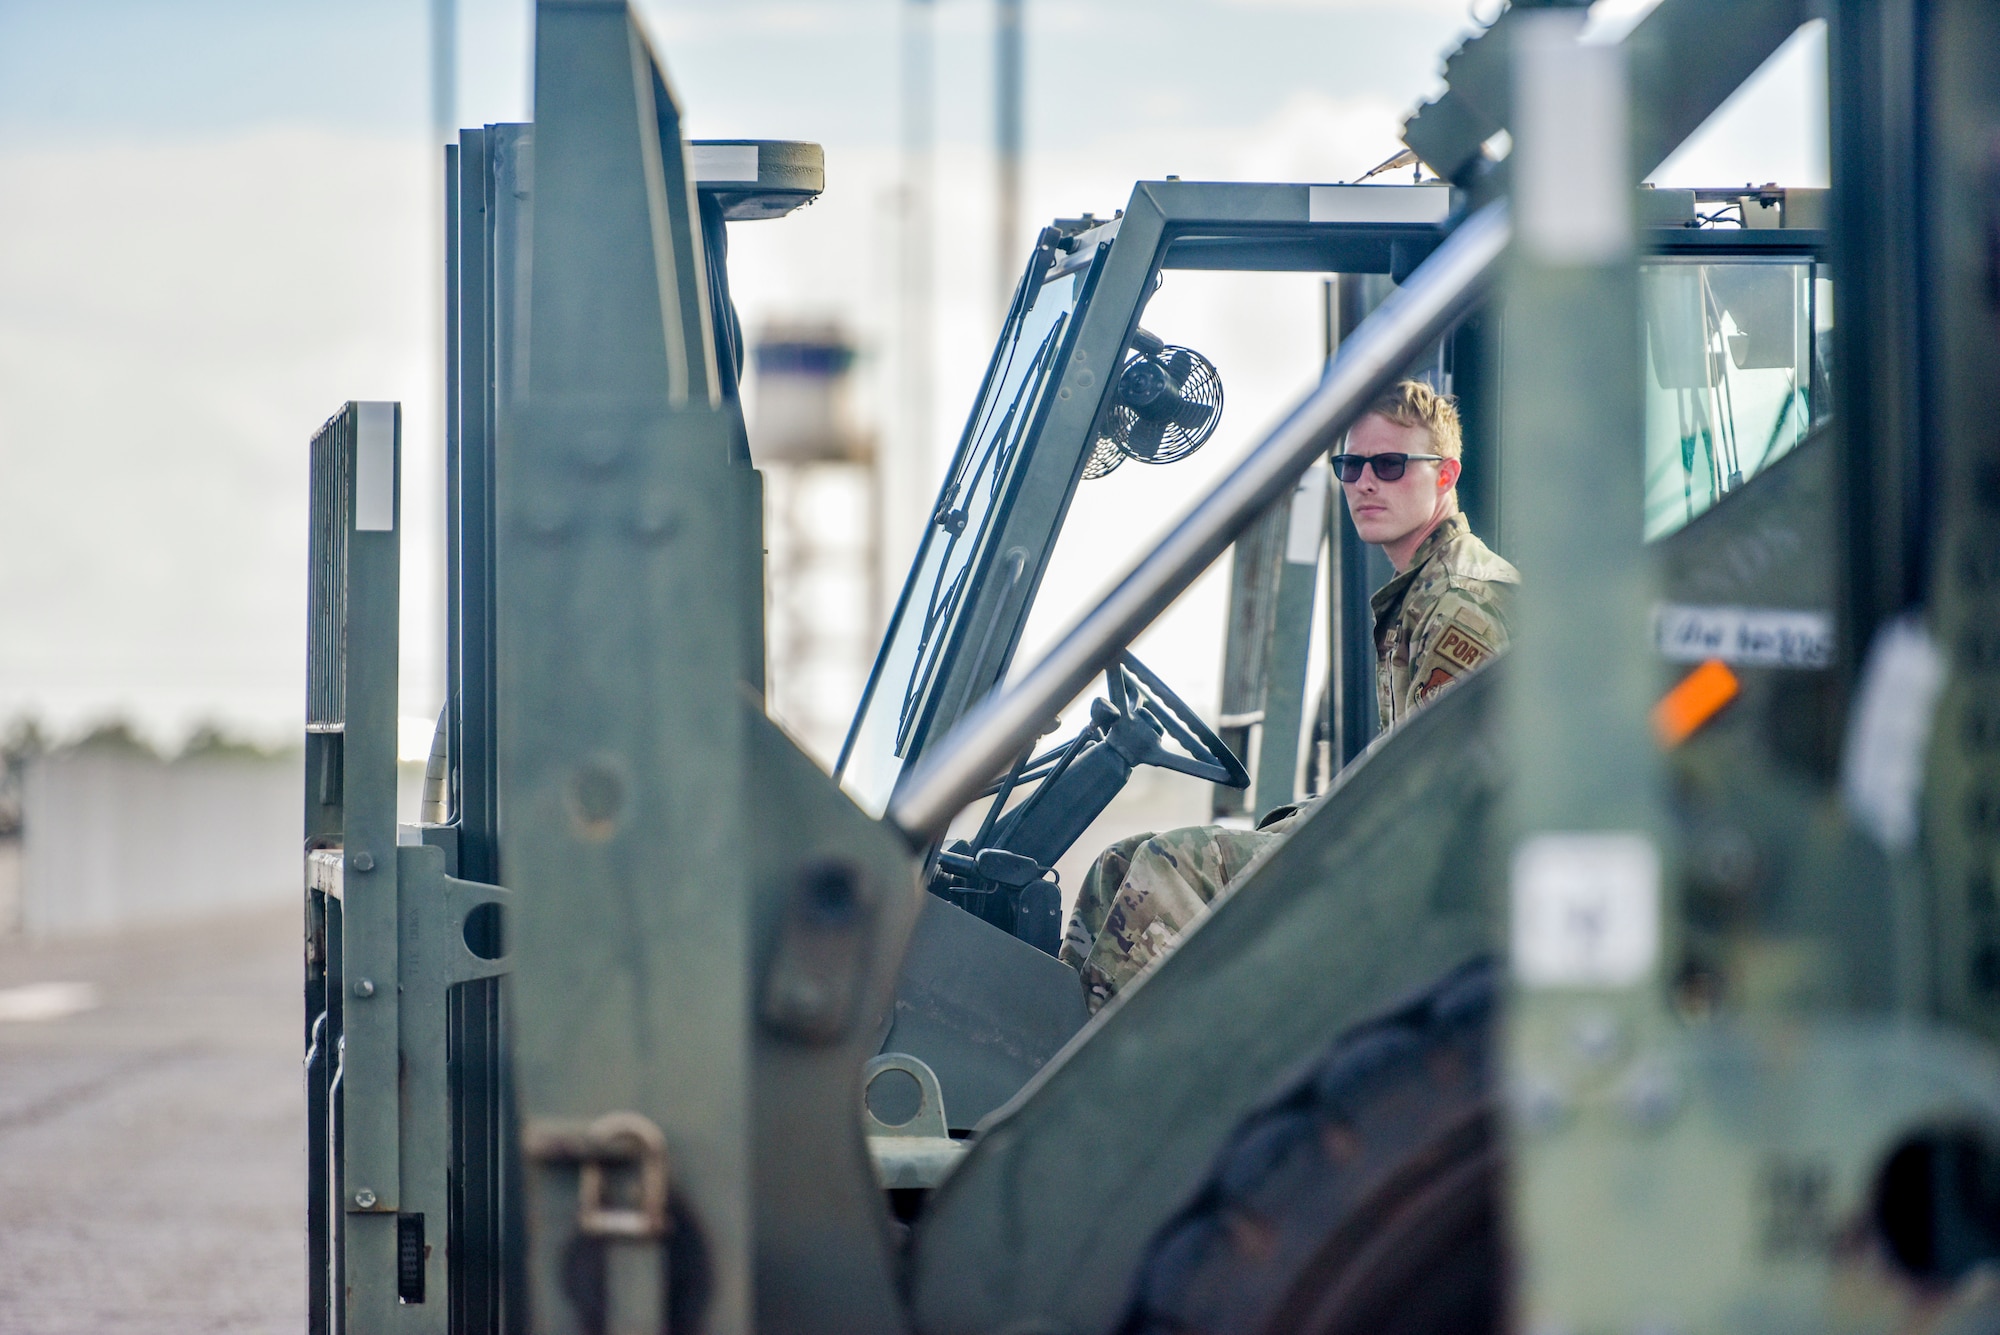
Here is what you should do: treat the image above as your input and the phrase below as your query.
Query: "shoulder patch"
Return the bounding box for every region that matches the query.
[1416,666,1460,701]
[1434,621,1494,673]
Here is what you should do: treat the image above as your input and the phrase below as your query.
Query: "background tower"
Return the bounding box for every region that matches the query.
[750,324,881,765]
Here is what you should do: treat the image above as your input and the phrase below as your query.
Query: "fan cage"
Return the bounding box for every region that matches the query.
[1082,345,1223,481]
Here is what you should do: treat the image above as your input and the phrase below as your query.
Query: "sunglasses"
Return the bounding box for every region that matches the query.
[1330,452,1445,483]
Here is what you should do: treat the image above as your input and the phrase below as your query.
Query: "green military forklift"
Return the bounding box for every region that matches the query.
[302,0,2000,1330]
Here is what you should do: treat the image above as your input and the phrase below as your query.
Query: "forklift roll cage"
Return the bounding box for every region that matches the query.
[836,179,1464,826]
[838,175,1831,948]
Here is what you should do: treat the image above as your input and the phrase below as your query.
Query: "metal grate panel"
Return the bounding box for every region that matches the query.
[308,407,354,731]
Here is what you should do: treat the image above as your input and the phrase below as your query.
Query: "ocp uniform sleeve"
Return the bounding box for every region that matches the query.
[1405,583,1511,709]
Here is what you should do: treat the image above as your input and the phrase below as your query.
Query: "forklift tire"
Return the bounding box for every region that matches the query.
[1120,956,1502,1335]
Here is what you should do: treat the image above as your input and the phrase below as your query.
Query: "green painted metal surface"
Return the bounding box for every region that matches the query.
[908,670,1502,1335]
[1212,498,1285,819]
[1497,18,1674,1331]
[1495,5,2000,1330]
[744,707,919,1334]
[1905,0,2000,1045]
[1250,466,1326,817]
[1403,0,1812,194]
[498,0,755,1308]
[497,5,912,1331]
[305,401,521,1333]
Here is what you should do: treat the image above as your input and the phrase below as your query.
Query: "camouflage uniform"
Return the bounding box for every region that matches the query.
[1060,513,1515,1011]
[1060,820,1294,1013]
[1372,512,1518,730]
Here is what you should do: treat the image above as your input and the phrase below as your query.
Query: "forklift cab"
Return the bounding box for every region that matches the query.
[842,177,1832,968]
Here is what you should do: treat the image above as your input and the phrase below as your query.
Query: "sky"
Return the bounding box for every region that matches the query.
[0,0,1827,759]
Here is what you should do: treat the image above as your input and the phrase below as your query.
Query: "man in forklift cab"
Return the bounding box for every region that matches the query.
[1347,378,1519,727]
[1059,379,1518,1010]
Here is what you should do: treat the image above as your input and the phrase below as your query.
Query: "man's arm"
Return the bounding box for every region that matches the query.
[1406,581,1512,710]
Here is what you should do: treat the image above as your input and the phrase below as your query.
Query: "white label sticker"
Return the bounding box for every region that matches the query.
[692,144,758,183]
[1512,833,1659,988]
[1285,464,1328,565]
[1306,184,1451,225]
[1654,603,1832,669]
[1842,617,1947,852]
[354,401,395,532]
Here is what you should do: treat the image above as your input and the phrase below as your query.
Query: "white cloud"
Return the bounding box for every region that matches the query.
[1648,20,1827,188]
[0,127,441,746]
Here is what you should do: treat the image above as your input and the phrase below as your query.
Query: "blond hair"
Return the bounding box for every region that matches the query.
[1363,379,1462,460]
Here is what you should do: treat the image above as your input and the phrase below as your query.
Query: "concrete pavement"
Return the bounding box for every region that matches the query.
[0,905,302,1333]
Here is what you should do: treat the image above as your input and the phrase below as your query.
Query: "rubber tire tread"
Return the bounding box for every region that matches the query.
[1118,955,1500,1335]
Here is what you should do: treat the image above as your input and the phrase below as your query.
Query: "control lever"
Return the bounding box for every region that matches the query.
[935,845,1048,888]
[928,651,1247,957]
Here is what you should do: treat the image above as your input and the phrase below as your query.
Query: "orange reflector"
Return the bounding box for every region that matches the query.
[1653,659,1740,747]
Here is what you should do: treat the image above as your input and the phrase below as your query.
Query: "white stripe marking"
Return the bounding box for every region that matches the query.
[0,982,99,1022]
[692,144,758,183]
[354,402,395,532]
[1513,833,1659,988]
[1307,184,1451,225]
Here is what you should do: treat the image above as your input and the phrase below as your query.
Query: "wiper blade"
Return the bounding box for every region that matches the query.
[894,310,1069,756]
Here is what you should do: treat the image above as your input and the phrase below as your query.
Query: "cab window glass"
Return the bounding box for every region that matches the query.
[838,262,1091,816]
[1641,257,1821,540]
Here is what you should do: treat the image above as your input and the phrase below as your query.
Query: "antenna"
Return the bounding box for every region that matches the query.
[893,0,938,601]
[995,0,1024,322]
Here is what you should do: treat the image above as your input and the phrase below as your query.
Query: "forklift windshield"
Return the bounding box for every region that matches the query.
[837,235,1102,816]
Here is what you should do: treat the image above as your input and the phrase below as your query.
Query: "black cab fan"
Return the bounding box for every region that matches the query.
[1083,328,1224,479]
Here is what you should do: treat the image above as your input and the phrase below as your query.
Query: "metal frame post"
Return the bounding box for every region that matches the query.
[449,126,501,886]
[304,401,515,1335]
[1211,501,1285,818]
[1329,272,1397,768]
[443,121,514,1335]
[303,402,409,1330]
[500,7,912,1332]
[1829,0,1929,672]
[1250,464,1327,815]
[1498,15,1674,1330]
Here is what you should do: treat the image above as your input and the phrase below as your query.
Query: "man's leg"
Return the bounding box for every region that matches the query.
[1065,825,1280,1012]
[1060,830,1156,972]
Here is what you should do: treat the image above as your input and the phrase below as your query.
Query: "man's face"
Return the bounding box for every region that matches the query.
[1340,412,1457,550]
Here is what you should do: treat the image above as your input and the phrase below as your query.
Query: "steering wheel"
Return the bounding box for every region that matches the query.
[934,649,1249,953]
[1109,651,1251,789]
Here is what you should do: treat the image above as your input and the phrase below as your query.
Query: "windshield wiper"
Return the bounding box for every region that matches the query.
[892,311,1069,755]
